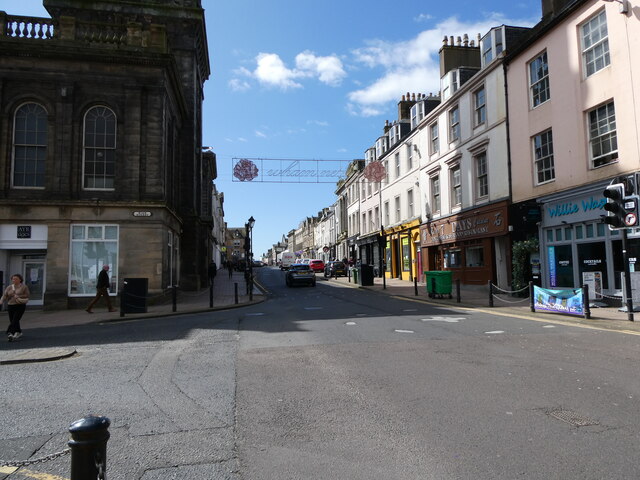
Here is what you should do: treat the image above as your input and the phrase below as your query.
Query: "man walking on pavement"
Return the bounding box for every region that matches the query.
[86,265,116,313]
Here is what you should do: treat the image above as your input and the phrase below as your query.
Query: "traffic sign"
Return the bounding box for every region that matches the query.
[625,212,637,227]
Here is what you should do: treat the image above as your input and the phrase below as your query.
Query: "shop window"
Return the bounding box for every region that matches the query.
[576,225,584,239]
[70,224,119,296]
[444,248,462,268]
[546,230,554,242]
[548,244,573,288]
[578,242,607,290]
[402,237,410,271]
[586,224,594,238]
[555,228,562,241]
[466,246,484,267]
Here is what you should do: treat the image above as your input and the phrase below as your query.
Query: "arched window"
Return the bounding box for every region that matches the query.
[13,103,47,188]
[84,106,116,189]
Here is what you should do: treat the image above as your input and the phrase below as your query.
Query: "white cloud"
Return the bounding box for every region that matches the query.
[229,78,250,92]
[307,120,329,127]
[295,51,346,86]
[346,13,537,116]
[255,130,267,138]
[229,51,346,91]
[254,52,302,89]
[414,13,434,22]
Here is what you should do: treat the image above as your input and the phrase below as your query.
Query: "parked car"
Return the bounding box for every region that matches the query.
[308,259,325,272]
[252,260,264,267]
[324,261,347,278]
[285,263,317,287]
[300,258,311,264]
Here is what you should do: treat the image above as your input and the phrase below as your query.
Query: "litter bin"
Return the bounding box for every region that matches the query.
[424,271,453,298]
[351,267,358,284]
[122,278,148,313]
[360,264,374,286]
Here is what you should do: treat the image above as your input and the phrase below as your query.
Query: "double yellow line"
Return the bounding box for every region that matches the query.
[0,466,68,479]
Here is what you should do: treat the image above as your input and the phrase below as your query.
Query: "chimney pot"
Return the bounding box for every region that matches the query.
[463,34,469,46]
[449,36,454,45]
[443,36,448,45]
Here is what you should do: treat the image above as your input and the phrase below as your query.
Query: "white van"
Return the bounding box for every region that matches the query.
[280,252,296,270]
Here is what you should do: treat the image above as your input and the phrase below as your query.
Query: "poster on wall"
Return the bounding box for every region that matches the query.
[547,246,556,287]
[533,285,584,316]
[582,271,602,297]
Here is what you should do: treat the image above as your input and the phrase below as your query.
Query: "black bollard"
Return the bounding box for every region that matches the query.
[68,415,110,480]
[488,280,494,307]
[583,284,591,320]
[234,282,238,304]
[456,279,461,303]
[249,276,253,301]
[209,281,214,308]
[529,281,535,312]
[414,276,418,296]
[172,285,177,312]
[348,268,351,283]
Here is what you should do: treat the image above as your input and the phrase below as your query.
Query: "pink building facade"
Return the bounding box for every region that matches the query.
[506,0,640,295]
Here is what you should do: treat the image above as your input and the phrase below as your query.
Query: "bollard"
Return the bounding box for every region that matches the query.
[488,280,494,307]
[348,268,351,283]
[456,279,461,303]
[209,281,214,308]
[414,277,418,296]
[529,281,535,312]
[172,285,177,312]
[583,284,591,320]
[234,282,238,304]
[249,276,253,301]
[382,266,386,290]
[68,415,110,480]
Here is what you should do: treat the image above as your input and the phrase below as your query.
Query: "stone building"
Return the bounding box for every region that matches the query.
[0,0,213,309]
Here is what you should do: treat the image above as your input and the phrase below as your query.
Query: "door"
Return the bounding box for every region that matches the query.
[23,261,45,306]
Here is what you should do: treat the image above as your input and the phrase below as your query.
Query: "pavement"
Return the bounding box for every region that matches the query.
[3,266,640,364]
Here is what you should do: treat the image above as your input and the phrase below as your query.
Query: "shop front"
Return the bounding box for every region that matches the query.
[384,220,421,281]
[420,201,510,287]
[539,183,639,294]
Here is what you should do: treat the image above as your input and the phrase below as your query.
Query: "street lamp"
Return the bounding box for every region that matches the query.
[247,216,255,300]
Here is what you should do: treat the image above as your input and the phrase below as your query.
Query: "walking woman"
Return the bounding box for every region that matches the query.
[1,274,30,341]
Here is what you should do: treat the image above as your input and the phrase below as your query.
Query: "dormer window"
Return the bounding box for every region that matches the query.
[481,26,505,68]
[375,136,388,157]
[389,124,401,146]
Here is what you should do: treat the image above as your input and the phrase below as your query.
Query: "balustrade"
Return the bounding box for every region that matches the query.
[3,15,55,39]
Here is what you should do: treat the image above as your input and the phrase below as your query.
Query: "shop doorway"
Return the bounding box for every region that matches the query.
[23,260,45,306]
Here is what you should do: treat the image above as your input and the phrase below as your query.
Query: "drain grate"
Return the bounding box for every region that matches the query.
[547,409,599,427]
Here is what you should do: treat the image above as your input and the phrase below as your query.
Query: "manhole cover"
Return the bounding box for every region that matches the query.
[548,409,598,427]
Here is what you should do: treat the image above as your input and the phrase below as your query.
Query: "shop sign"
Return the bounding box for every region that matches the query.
[420,205,507,246]
[133,211,152,217]
[17,226,31,239]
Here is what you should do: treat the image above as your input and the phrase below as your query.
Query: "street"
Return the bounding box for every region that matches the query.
[2,266,640,479]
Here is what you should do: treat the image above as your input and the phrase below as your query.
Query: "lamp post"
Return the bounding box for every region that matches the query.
[248,216,255,300]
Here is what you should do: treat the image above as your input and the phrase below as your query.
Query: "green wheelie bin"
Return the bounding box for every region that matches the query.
[424,271,453,298]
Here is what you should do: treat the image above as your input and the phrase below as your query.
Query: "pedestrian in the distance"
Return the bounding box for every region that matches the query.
[227,261,233,279]
[86,265,116,313]
[1,273,30,341]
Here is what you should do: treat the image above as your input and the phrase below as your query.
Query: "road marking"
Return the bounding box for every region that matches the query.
[345,321,357,326]
[245,313,265,316]
[0,467,69,480]
[393,296,640,336]
[395,329,415,334]
[403,309,417,312]
[304,307,323,310]
[421,316,465,323]
[355,313,367,316]
[542,325,556,328]
[485,330,505,334]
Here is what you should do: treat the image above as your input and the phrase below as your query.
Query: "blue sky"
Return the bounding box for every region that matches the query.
[11,0,541,258]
